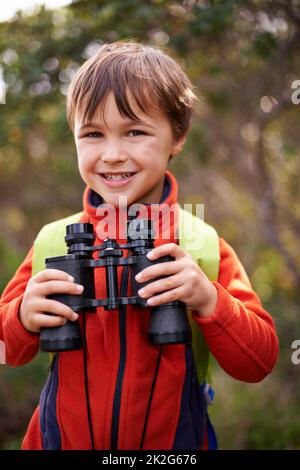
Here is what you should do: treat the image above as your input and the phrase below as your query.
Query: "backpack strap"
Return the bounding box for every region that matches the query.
[32,212,83,276]
[178,205,219,281]
[178,205,220,385]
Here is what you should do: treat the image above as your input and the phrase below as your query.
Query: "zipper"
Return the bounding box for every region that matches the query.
[110,266,128,450]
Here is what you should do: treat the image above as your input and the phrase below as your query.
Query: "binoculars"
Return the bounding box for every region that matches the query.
[40,218,192,352]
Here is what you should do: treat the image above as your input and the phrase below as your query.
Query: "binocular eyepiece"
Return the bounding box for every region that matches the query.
[40,218,192,352]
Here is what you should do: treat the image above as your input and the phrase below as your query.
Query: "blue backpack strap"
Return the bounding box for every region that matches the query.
[200,382,218,449]
[207,414,218,450]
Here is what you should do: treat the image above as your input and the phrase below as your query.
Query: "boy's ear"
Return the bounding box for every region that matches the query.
[171,133,188,156]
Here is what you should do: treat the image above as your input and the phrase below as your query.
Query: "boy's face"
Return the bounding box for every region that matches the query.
[74,91,186,208]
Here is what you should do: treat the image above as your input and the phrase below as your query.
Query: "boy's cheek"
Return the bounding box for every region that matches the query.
[77,156,95,174]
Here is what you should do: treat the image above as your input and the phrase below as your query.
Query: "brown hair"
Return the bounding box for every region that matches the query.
[66,41,198,141]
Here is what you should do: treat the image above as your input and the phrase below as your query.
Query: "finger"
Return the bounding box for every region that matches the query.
[35,280,84,297]
[34,269,74,283]
[135,260,180,283]
[31,313,70,330]
[146,286,185,307]
[138,272,182,298]
[147,243,185,261]
[31,298,79,322]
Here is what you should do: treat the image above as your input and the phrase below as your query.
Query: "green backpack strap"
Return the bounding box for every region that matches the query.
[32,211,83,276]
[178,205,219,281]
[178,205,220,385]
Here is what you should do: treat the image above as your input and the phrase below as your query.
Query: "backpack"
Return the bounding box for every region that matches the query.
[32,205,220,386]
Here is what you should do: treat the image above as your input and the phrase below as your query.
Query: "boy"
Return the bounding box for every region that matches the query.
[0,41,278,450]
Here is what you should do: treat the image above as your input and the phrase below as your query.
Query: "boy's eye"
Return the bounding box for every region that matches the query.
[128,129,145,137]
[83,130,145,138]
[85,132,102,138]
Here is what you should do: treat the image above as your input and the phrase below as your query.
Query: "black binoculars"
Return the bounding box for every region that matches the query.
[40,218,192,352]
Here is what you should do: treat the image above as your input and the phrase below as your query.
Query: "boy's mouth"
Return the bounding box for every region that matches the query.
[97,172,137,187]
[101,172,135,181]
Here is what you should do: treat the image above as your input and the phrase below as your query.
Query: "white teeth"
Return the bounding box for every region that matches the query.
[103,173,133,181]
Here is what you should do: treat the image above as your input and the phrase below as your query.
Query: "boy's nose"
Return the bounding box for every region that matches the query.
[101,143,127,164]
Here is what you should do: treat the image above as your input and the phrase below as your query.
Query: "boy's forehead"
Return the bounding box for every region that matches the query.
[75,90,163,128]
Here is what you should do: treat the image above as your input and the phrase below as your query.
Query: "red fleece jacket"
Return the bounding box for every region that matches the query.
[0,170,279,449]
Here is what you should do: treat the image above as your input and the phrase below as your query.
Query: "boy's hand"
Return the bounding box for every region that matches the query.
[19,269,84,333]
[135,243,218,317]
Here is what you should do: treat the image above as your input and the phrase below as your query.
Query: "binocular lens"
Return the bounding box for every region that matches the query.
[65,223,95,246]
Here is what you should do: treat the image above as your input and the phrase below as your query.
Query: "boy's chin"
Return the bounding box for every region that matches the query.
[100,194,132,209]
[101,195,150,211]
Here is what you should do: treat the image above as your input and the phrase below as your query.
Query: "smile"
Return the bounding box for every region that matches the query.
[98,172,137,187]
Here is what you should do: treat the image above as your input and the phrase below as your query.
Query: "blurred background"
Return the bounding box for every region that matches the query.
[0,0,300,450]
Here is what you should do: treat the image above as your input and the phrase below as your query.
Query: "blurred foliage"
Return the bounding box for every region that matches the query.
[0,0,300,450]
